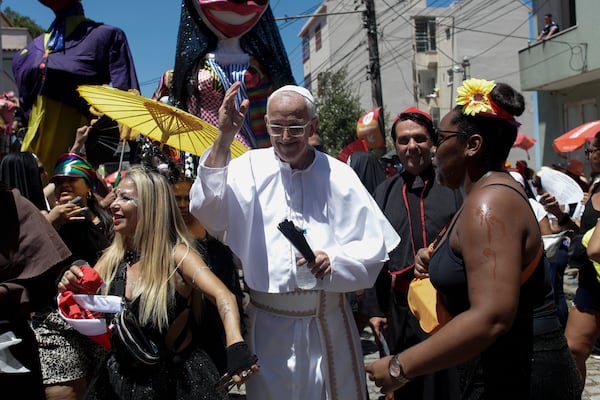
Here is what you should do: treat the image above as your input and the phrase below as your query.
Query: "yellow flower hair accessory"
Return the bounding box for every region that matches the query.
[455,79,496,116]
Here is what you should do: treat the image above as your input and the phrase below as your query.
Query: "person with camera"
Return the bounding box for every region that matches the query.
[46,153,113,263]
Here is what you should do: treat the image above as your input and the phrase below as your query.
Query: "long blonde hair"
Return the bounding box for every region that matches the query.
[95,166,193,331]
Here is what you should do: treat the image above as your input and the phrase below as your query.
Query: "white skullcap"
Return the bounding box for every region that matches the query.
[269,85,315,105]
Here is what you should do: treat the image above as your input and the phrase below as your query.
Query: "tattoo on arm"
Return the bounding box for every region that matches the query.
[218,298,232,319]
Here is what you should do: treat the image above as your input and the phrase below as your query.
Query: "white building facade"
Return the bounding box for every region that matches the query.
[519,0,599,171]
[299,0,535,166]
[0,13,30,93]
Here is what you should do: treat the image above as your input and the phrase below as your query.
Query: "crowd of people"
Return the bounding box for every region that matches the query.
[3,72,599,399]
[1,1,598,400]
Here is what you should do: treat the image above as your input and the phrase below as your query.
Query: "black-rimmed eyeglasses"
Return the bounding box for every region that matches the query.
[266,120,312,137]
[585,148,600,157]
[434,129,468,148]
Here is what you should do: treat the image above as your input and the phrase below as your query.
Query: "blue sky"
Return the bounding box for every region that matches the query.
[3,1,321,97]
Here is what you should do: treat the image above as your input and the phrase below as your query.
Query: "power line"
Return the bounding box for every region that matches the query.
[278,3,368,85]
[274,10,364,22]
[276,4,321,30]
[379,38,414,97]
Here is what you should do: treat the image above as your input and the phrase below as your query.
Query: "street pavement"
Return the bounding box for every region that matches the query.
[585,354,600,400]
[564,270,600,400]
[363,325,600,400]
[230,271,600,399]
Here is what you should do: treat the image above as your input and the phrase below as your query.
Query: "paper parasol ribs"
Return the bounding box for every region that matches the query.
[77,85,248,158]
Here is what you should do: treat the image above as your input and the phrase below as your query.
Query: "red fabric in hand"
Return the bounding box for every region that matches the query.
[78,265,103,293]
[58,291,83,319]
[58,265,111,349]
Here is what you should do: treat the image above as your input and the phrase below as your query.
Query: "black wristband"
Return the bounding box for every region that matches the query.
[558,213,571,226]
[226,341,258,375]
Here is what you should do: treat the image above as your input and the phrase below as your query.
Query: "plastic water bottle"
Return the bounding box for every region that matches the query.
[295,251,317,290]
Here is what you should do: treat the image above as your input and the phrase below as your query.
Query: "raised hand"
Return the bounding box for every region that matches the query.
[206,81,249,168]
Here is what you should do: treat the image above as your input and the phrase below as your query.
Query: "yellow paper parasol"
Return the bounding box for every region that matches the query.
[76,85,247,158]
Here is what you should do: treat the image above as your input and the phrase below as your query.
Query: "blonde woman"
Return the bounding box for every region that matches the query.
[58,166,257,399]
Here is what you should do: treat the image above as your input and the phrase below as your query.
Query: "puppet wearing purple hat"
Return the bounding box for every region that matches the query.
[13,0,139,172]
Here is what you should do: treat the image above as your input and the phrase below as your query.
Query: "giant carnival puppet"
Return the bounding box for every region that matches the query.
[12,0,139,171]
[172,0,295,150]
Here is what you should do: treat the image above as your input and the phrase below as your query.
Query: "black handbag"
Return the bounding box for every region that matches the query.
[112,306,161,366]
[109,261,196,367]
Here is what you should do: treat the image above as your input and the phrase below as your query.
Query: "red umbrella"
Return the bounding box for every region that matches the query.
[512,132,536,151]
[553,120,600,153]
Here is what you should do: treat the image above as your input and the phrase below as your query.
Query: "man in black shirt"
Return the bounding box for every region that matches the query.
[534,13,559,43]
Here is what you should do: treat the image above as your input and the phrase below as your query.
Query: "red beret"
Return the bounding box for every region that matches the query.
[393,107,433,125]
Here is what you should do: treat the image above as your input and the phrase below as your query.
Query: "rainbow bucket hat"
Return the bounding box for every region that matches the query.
[50,153,96,189]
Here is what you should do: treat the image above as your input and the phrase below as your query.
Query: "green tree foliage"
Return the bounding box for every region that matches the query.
[315,68,365,156]
[3,7,45,38]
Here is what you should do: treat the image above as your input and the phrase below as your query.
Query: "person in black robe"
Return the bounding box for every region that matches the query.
[347,151,387,331]
[348,151,387,195]
[0,152,48,211]
[0,182,72,399]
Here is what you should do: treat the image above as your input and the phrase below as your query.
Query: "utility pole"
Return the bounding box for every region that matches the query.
[363,0,384,113]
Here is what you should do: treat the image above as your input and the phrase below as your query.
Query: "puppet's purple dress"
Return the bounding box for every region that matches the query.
[13,11,139,169]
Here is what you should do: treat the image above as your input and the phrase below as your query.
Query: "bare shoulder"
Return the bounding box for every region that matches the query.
[458,178,533,237]
[173,243,204,266]
[471,177,529,210]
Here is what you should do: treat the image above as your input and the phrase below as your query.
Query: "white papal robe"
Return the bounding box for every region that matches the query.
[190,147,400,400]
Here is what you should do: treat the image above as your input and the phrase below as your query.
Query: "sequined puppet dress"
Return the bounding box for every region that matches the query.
[172,0,295,149]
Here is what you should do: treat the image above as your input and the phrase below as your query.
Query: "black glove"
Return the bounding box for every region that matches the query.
[226,341,258,376]
[215,342,258,392]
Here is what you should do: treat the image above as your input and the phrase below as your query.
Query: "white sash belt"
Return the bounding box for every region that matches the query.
[249,289,341,317]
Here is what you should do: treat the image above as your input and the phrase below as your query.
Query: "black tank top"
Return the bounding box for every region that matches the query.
[574,183,600,291]
[428,182,559,334]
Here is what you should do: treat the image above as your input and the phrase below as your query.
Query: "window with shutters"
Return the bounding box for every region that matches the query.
[415,17,436,53]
